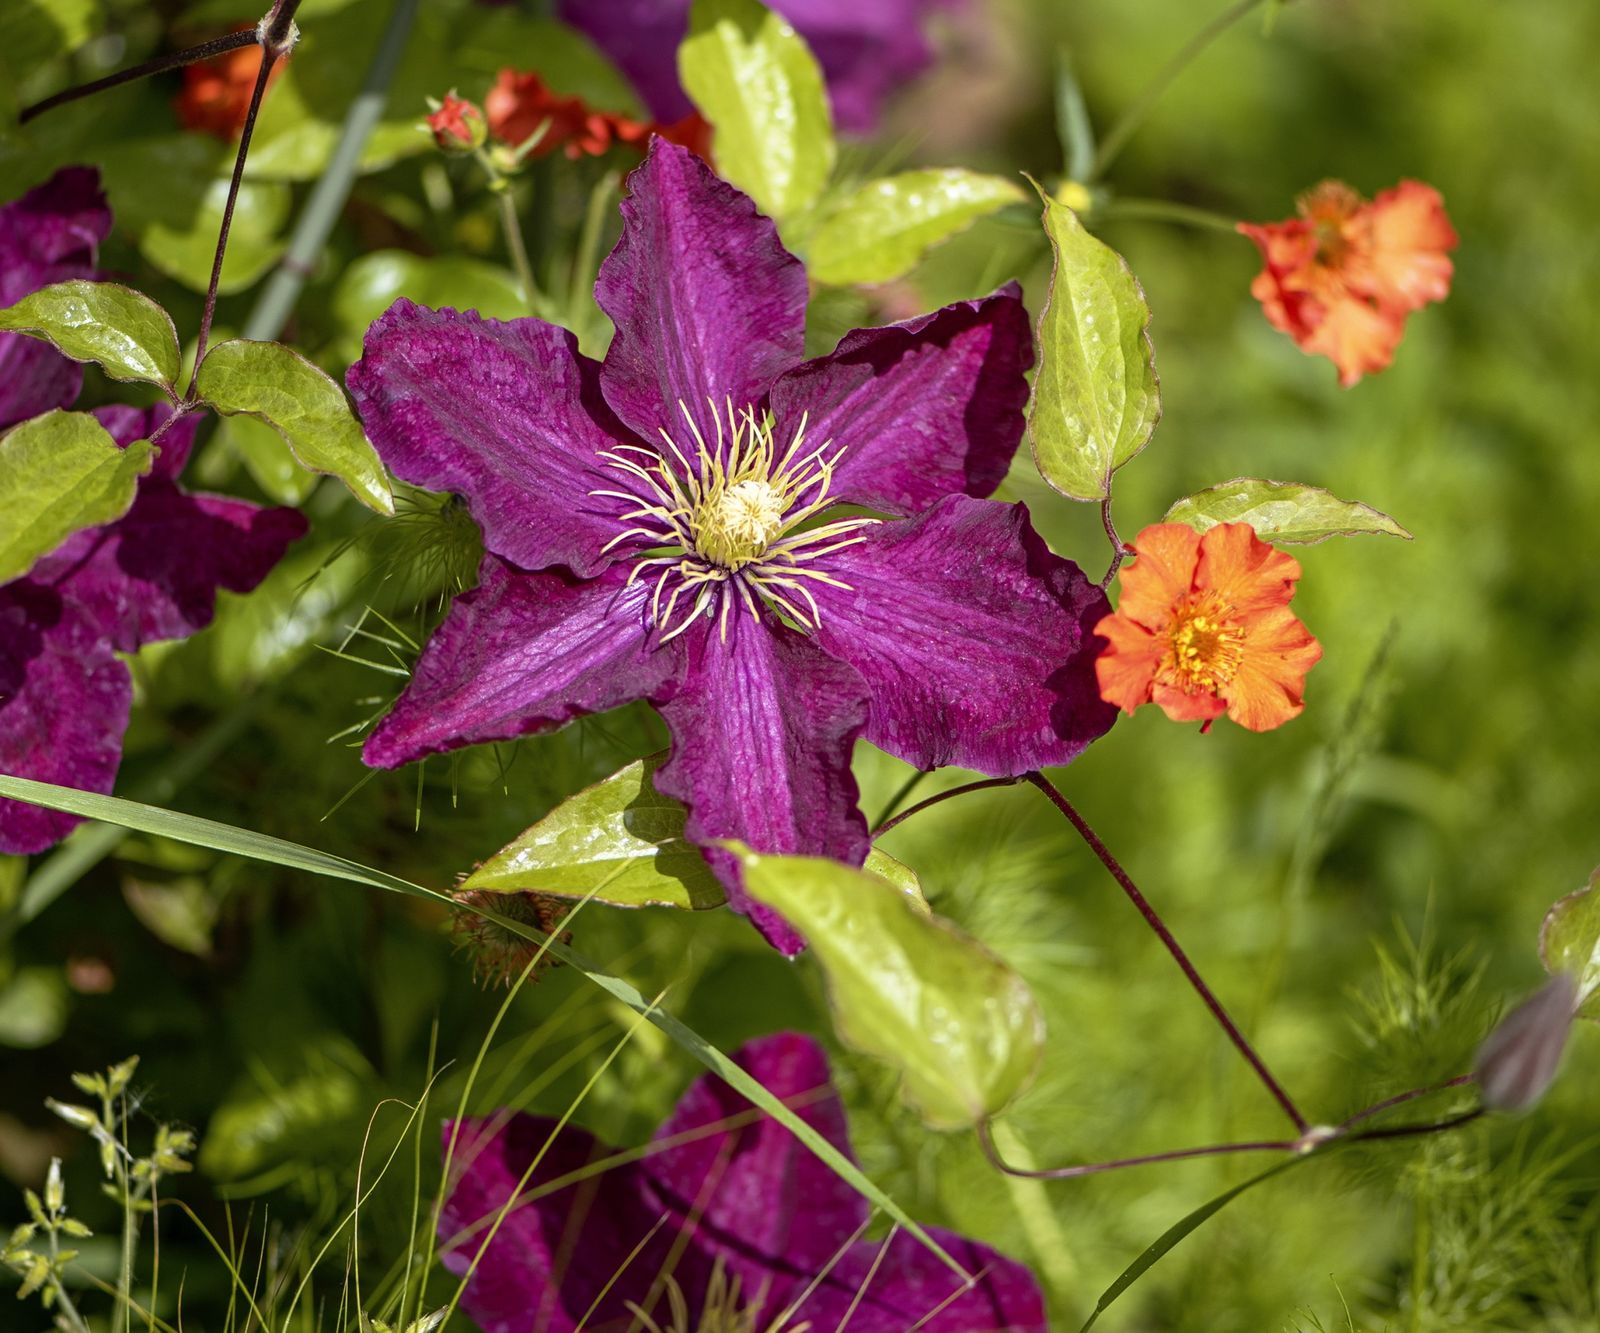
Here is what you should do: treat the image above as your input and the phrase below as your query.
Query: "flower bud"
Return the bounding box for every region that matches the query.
[1474,972,1577,1112]
[427,92,487,153]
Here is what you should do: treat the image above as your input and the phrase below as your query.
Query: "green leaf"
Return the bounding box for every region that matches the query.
[1163,478,1413,545]
[806,170,1027,287]
[733,845,1044,1130]
[1539,867,1600,1022]
[0,410,153,584]
[462,756,726,910]
[122,876,218,958]
[195,339,393,514]
[1029,187,1160,502]
[0,0,98,81]
[0,967,69,1049]
[219,414,320,507]
[0,772,967,1283]
[0,280,181,394]
[680,0,835,223]
[1078,1158,1304,1330]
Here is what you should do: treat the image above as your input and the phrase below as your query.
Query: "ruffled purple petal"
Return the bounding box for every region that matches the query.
[438,1114,675,1333]
[652,605,869,955]
[769,285,1032,516]
[596,141,806,446]
[643,1032,866,1302]
[0,167,113,431]
[364,557,677,768]
[92,402,200,481]
[789,1226,1048,1331]
[0,580,130,855]
[347,301,627,578]
[811,495,1116,774]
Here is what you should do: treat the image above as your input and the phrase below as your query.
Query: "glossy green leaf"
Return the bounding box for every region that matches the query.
[806,170,1027,287]
[734,845,1044,1130]
[0,410,152,584]
[1163,478,1413,545]
[1539,867,1600,1021]
[0,773,964,1280]
[101,137,289,294]
[195,339,393,514]
[220,414,320,506]
[332,250,525,364]
[1029,187,1160,502]
[0,280,180,393]
[680,0,835,223]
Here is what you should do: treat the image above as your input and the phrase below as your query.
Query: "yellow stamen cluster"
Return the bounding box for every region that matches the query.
[593,399,876,641]
[1158,592,1246,696]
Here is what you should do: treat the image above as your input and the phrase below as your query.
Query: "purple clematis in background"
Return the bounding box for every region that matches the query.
[555,0,961,135]
[349,140,1113,953]
[439,1031,1047,1331]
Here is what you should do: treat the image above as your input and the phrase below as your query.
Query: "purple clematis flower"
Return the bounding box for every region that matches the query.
[439,1032,1048,1331]
[349,140,1112,953]
[0,403,308,854]
[555,0,961,135]
[0,167,113,431]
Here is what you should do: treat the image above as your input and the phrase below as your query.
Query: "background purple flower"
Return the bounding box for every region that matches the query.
[0,167,113,431]
[0,405,307,854]
[349,140,1113,952]
[555,0,962,134]
[439,1031,1048,1331]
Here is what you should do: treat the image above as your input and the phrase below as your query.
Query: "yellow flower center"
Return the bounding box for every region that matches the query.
[1159,593,1246,695]
[694,477,788,570]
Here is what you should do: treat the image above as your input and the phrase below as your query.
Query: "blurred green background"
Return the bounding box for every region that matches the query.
[3,0,1599,1328]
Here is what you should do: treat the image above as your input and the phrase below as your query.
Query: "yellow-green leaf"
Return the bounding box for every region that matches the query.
[1164,478,1412,545]
[195,339,393,515]
[807,170,1027,286]
[0,280,181,394]
[734,845,1043,1130]
[1029,188,1160,502]
[1540,867,1600,1022]
[680,0,835,223]
[0,410,152,584]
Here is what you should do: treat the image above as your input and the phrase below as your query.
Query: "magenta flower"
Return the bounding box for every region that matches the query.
[349,141,1112,952]
[555,0,961,134]
[0,402,307,853]
[0,167,112,431]
[439,1032,1047,1331]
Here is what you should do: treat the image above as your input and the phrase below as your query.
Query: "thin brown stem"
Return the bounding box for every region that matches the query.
[1337,1074,1475,1133]
[1348,1108,1484,1144]
[19,31,259,125]
[871,769,931,831]
[870,777,1021,838]
[977,1120,1294,1181]
[1098,496,1128,588]
[1024,771,1310,1133]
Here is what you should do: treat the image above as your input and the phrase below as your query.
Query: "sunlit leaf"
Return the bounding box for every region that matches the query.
[1539,867,1600,1022]
[195,339,394,514]
[332,250,525,364]
[0,410,152,584]
[0,280,181,394]
[1163,478,1412,545]
[680,0,835,223]
[806,170,1026,287]
[733,845,1043,1130]
[1029,186,1160,502]
[218,414,319,506]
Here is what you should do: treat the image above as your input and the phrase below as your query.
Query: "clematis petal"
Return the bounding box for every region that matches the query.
[788,1227,1048,1332]
[438,1114,674,1333]
[0,167,113,431]
[1222,605,1322,732]
[767,285,1032,516]
[1356,180,1457,313]
[1113,522,1201,630]
[652,606,869,955]
[347,301,627,578]
[363,557,677,769]
[0,580,131,855]
[554,0,693,123]
[810,495,1115,774]
[596,141,806,447]
[644,1032,866,1294]
[1193,521,1302,618]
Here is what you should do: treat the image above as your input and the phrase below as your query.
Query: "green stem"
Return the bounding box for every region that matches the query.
[47,1227,91,1333]
[1096,198,1241,232]
[498,188,541,314]
[1090,0,1268,180]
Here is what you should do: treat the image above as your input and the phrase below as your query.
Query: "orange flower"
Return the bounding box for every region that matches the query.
[1238,180,1457,387]
[484,70,710,162]
[1094,523,1322,732]
[173,38,282,141]
[427,91,486,152]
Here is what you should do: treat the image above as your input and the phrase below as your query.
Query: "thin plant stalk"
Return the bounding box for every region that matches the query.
[1097,198,1242,232]
[498,188,542,314]
[871,776,1021,838]
[19,31,258,124]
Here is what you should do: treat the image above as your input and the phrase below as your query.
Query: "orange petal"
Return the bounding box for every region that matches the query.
[1093,612,1162,715]
[1115,523,1201,630]
[1222,606,1322,731]
[1152,680,1227,725]
[1195,523,1302,617]
[1358,180,1457,312]
[1300,293,1404,386]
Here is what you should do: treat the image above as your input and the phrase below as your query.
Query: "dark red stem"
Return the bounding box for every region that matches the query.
[1099,496,1128,589]
[1337,1073,1476,1132]
[870,777,1022,838]
[1024,771,1310,1133]
[976,1121,1294,1180]
[19,31,259,125]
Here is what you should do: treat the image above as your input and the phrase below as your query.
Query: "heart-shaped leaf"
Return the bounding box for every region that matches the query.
[1164,478,1412,545]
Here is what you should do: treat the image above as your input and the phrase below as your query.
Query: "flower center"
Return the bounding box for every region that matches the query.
[1159,592,1246,695]
[592,400,877,642]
